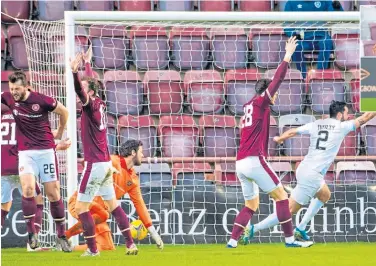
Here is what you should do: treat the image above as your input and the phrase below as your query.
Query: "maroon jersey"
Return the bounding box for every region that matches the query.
[237,61,288,160]
[73,69,110,163]
[1,110,18,175]
[1,91,56,151]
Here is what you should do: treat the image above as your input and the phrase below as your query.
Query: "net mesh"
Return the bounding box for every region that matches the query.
[14,18,376,246]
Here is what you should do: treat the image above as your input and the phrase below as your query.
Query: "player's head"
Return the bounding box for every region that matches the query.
[119,140,144,166]
[329,100,349,121]
[255,79,278,104]
[8,71,28,101]
[81,76,101,97]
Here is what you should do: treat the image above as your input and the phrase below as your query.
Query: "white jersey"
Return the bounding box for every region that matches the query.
[296,118,356,175]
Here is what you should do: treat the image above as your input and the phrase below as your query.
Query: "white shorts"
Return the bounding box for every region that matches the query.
[1,175,41,203]
[77,161,115,202]
[18,148,58,184]
[291,163,326,206]
[236,156,281,200]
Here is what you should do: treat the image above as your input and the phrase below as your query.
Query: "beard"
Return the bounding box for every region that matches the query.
[12,90,27,101]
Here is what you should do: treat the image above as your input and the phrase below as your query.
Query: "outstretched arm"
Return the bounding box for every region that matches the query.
[354,112,376,129]
[70,53,89,106]
[274,128,298,144]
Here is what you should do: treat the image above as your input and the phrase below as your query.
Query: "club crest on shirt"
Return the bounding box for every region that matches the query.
[32,104,40,112]
[314,1,321,8]
[127,181,133,186]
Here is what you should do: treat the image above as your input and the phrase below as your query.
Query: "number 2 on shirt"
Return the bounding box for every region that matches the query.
[241,105,253,128]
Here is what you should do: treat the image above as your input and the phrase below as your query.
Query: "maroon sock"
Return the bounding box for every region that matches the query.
[231,207,254,241]
[111,206,133,248]
[22,196,37,234]
[35,204,43,234]
[1,209,9,228]
[276,199,293,238]
[78,212,98,253]
[50,199,65,238]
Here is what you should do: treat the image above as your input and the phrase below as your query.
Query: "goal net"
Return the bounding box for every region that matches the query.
[9,11,376,247]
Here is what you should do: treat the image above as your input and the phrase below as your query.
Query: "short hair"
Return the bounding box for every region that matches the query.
[81,76,101,95]
[255,79,272,95]
[8,71,27,86]
[329,100,347,118]
[119,140,143,157]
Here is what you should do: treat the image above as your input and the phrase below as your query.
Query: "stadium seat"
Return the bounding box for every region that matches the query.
[270,162,295,185]
[106,115,117,155]
[184,70,224,114]
[89,25,129,69]
[349,69,360,113]
[104,71,143,116]
[143,70,183,114]
[130,26,169,70]
[76,0,114,11]
[210,27,248,70]
[118,115,157,158]
[172,163,213,186]
[225,69,261,116]
[198,0,233,11]
[214,162,240,186]
[264,68,305,115]
[29,72,62,98]
[336,161,376,184]
[1,0,30,23]
[158,115,199,157]
[358,0,376,7]
[169,27,210,70]
[238,0,271,11]
[339,0,354,11]
[363,40,376,56]
[268,116,279,156]
[199,115,238,157]
[118,0,153,11]
[296,161,336,184]
[7,25,29,69]
[157,0,194,11]
[332,31,360,70]
[279,114,316,156]
[370,22,376,40]
[35,0,74,21]
[1,26,6,70]
[250,27,288,68]
[362,117,376,156]
[307,69,345,114]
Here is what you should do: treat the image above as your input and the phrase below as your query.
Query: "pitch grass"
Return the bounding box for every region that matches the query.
[360,97,376,112]
[2,243,376,266]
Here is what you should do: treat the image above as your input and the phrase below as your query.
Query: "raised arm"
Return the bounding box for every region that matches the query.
[266,36,298,98]
[52,101,69,140]
[354,112,376,129]
[70,53,89,105]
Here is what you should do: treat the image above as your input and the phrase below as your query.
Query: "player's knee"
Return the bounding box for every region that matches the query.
[23,186,35,198]
[244,198,259,211]
[270,186,287,201]
[318,190,331,203]
[75,202,89,215]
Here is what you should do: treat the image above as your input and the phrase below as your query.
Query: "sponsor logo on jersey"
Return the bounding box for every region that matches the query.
[32,104,40,112]
[127,181,133,186]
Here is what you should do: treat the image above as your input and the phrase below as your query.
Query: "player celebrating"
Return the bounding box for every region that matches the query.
[1,104,71,237]
[70,48,137,257]
[65,140,164,251]
[227,36,312,248]
[244,102,376,242]
[1,72,71,251]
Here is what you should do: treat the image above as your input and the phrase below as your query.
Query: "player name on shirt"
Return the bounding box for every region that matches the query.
[317,124,336,131]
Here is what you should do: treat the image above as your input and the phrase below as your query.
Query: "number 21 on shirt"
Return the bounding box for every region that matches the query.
[241,105,253,128]
[1,122,17,145]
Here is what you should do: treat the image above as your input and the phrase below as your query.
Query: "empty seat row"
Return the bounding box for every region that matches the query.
[2,24,359,71]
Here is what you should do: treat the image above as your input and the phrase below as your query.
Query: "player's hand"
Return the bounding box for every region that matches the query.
[273,136,283,144]
[82,45,93,63]
[56,138,71,151]
[70,53,82,73]
[373,44,376,55]
[285,36,298,55]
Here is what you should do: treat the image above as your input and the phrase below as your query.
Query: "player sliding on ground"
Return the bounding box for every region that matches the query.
[1,104,71,251]
[227,36,313,248]
[243,101,376,243]
[65,140,164,251]
[1,72,71,251]
[70,47,137,257]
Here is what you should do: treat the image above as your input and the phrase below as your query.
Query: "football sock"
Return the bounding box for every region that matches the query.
[78,212,98,253]
[1,209,9,228]
[276,199,294,243]
[22,196,37,234]
[230,207,254,242]
[35,204,43,234]
[254,212,279,233]
[50,199,66,238]
[111,206,133,248]
[147,225,160,243]
[297,198,324,231]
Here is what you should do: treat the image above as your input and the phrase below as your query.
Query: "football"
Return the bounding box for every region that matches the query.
[130,220,148,240]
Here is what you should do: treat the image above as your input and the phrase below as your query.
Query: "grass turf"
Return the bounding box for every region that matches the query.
[360,97,376,112]
[2,243,376,266]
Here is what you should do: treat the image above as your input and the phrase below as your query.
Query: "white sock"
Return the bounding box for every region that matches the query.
[147,225,160,243]
[285,236,294,244]
[254,213,279,233]
[297,198,324,231]
[228,238,237,247]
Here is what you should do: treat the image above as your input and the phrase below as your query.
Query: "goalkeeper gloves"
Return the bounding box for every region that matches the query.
[148,225,164,250]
